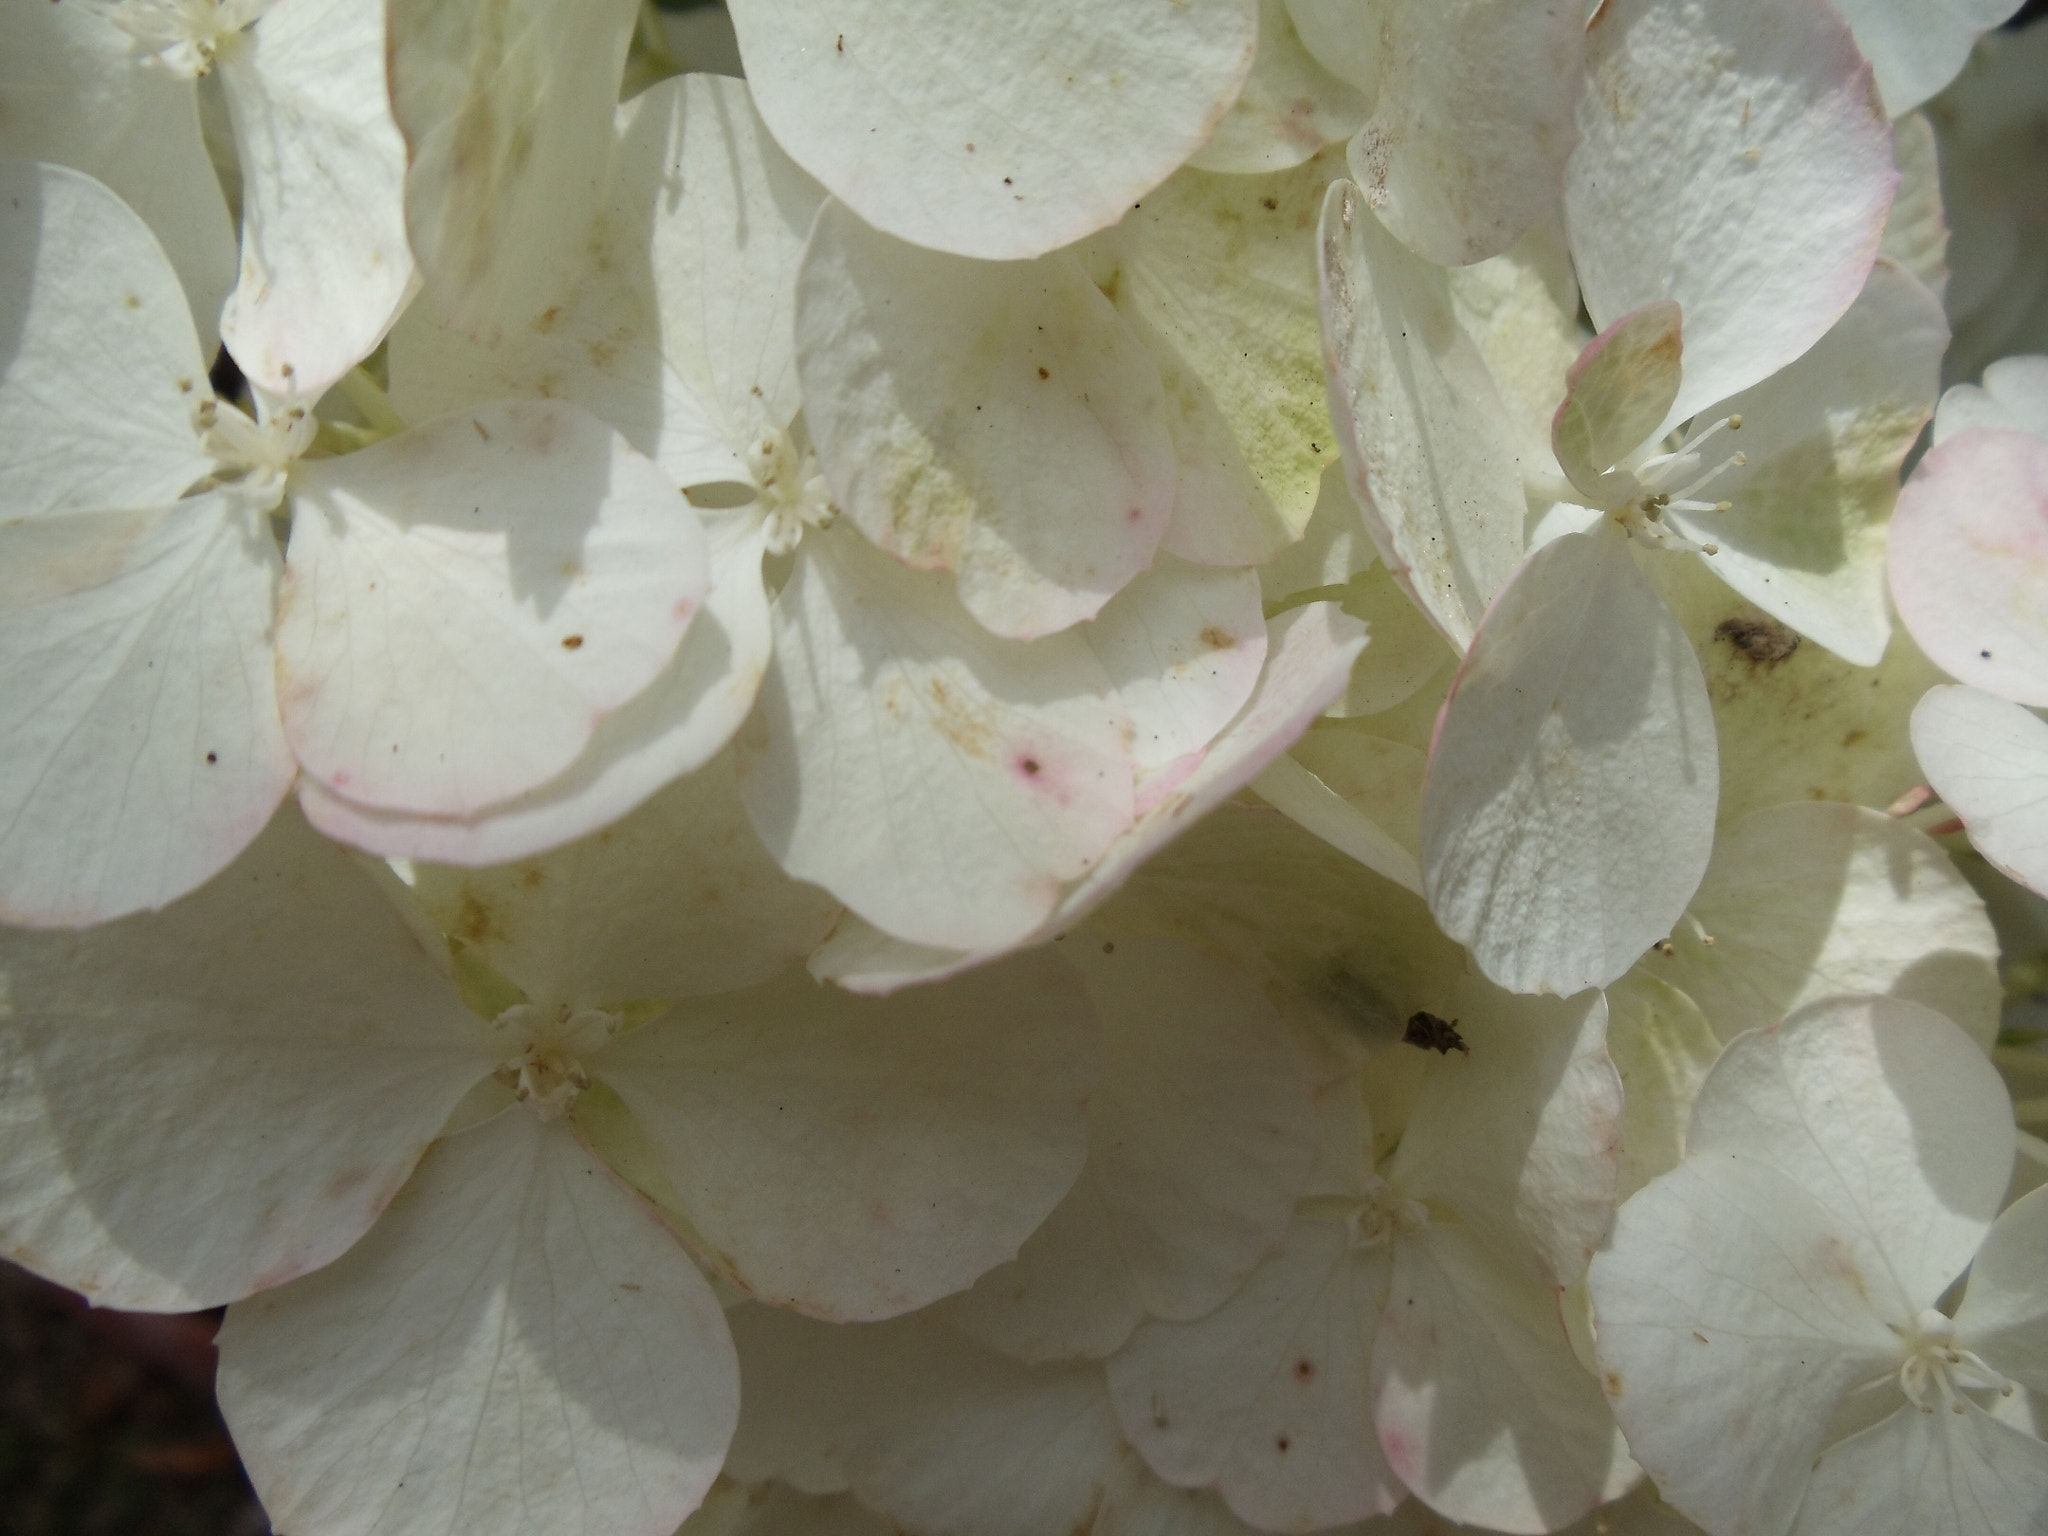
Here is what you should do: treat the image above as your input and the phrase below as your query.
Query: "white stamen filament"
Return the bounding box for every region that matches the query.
[1613,413,1747,555]
[1894,1309,2016,1414]
[490,1003,626,1122]
[749,428,838,555]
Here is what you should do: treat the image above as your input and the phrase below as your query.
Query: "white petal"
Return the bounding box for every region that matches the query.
[948,938,1317,1361]
[1605,973,1722,1201]
[1833,0,2025,117]
[1668,258,1946,667]
[726,0,1259,260]
[630,74,827,462]
[1891,427,2048,704]
[736,524,1134,952]
[1420,525,1718,996]
[1388,981,1621,1288]
[389,74,825,486]
[0,493,294,926]
[1912,684,2048,899]
[1373,1227,1635,1532]
[297,509,774,865]
[0,0,236,353]
[217,1110,738,1536]
[1086,559,1267,782]
[408,750,839,1008]
[387,0,639,343]
[1793,1400,2048,1536]
[1098,149,1346,567]
[1319,179,1526,652]
[0,160,211,519]
[1190,0,1367,174]
[802,601,1366,990]
[1934,356,2048,446]
[1588,1155,1904,1536]
[1566,0,1896,428]
[277,400,709,816]
[1648,801,2002,1049]
[1686,995,2014,1317]
[727,1305,1125,1536]
[0,807,490,1311]
[596,948,1096,1320]
[1253,746,1425,898]
[1349,0,1583,267]
[796,204,1174,637]
[1955,1185,2048,1397]
[217,0,414,396]
[1283,0,1380,93]
[1549,301,1684,502]
[1109,1215,1403,1532]
[1445,222,1587,478]
[1880,114,1950,304]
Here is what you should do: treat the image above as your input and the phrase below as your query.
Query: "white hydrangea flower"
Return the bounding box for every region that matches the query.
[1590,995,2048,1536]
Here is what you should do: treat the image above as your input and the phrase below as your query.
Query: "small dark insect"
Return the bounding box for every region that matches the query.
[836,33,844,51]
[1404,1011,1470,1056]
[1714,614,1800,667]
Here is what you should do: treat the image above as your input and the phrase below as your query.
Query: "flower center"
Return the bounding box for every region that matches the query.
[748,428,837,556]
[1896,1308,2016,1415]
[1607,413,1746,555]
[111,0,273,77]
[490,1002,625,1123]
[1300,1173,1430,1250]
[197,395,315,511]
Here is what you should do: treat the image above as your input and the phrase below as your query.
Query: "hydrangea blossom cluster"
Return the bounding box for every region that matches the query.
[1,1,2045,1534]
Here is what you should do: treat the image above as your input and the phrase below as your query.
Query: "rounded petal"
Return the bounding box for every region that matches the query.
[727,1304,1125,1536]
[1891,428,2048,704]
[1911,684,2048,897]
[595,947,1097,1321]
[1672,258,1946,668]
[1420,526,1719,996]
[1832,0,2025,117]
[803,601,1368,991]
[1566,0,1895,428]
[1110,1215,1402,1532]
[735,524,1134,952]
[1319,179,1527,652]
[1101,149,1344,567]
[1879,114,1950,304]
[216,1111,738,1536]
[217,0,414,396]
[1605,973,1722,1201]
[387,0,639,343]
[1792,1399,2048,1536]
[0,494,294,927]
[0,0,235,354]
[0,160,211,520]
[1955,1184,2048,1398]
[408,750,839,1009]
[1933,356,2048,446]
[1191,0,1366,174]
[797,206,1174,637]
[389,73,826,486]
[276,400,710,817]
[296,508,774,866]
[1373,1227,1635,1532]
[726,0,1260,260]
[1649,801,2002,1049]
[1589,1155,1906,1536]
[1550,301,1684,502]
[1389,981,1622,1288]
[1086,559,1268,783]
[0,807,491,1311]
[948,938,1317,1361]
[1686,995,2014,1317]
[1349,0,1582,268]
